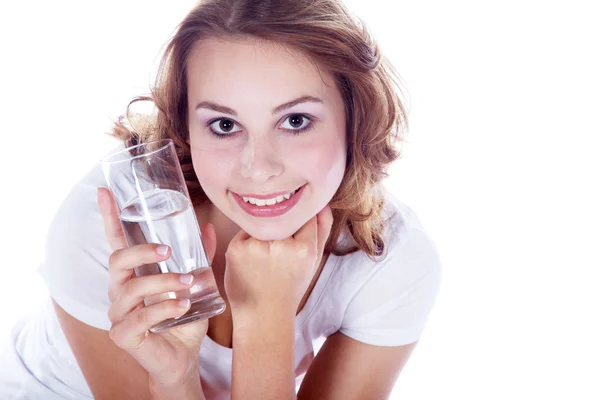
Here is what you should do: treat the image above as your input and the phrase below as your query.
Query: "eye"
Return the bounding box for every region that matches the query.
[208,118,242,136]
[279,114,313,133]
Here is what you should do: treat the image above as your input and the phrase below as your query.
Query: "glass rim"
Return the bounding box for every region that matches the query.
[100,139,174,165]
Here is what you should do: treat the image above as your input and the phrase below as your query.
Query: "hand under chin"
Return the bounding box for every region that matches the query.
[240,221,308,242]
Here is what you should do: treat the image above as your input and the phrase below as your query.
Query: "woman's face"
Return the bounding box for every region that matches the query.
[187,37,347,240]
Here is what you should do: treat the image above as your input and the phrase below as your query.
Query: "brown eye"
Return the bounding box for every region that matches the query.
[289,115,304,128]
[281,114,311,132]
[208,118,241,136]
[219,119,234,132]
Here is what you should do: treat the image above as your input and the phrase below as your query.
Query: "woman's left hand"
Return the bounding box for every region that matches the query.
[224,206,333,318]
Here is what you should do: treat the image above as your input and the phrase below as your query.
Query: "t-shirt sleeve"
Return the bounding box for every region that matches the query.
[339,226,442,347]
[38,171,113,331]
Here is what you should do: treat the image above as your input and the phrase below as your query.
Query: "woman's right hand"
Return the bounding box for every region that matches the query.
[97,187,214,391]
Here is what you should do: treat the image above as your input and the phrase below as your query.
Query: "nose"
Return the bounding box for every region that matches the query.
[240,136,284,183]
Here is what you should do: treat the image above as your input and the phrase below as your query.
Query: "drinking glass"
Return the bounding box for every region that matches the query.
[101,139,226,332]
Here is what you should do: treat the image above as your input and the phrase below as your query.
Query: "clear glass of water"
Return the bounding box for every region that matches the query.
[101,139,226,332]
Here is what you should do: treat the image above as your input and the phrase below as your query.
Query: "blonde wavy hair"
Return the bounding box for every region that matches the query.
[111,0,409,259]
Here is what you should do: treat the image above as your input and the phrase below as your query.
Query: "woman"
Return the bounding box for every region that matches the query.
[0,0,441,398]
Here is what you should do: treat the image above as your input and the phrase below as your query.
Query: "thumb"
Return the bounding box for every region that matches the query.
[98,187,128,251]
[200,223,217,264]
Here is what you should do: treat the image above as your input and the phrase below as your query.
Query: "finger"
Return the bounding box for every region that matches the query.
[108,272,195,324]
[108,243,171,301]
[109,298,192,350]
[109,243,171,273]
[315,205,334,258]
[200,223,217,264]
[98,187,128,252]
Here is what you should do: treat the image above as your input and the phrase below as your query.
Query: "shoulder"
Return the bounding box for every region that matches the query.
[40,147,123,330]
[375,188,442,294]
[45,161,109,259]
[379,188,441,270]
[46,143,125,252]
[329,188,442,346]
[335,187,441,280]
[374,188,442,299]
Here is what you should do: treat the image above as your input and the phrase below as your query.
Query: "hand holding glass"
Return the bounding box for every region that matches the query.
[101,139,226,333]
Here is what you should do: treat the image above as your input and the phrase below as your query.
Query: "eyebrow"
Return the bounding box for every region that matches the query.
[195,95,324,116]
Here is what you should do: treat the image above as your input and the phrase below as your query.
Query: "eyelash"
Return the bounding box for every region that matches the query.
[205,114,315,139]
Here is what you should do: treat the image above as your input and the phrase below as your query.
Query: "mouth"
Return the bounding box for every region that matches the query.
[231,184,306,218]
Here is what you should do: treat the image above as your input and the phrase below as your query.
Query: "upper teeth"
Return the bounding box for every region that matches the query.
[242,188,299,206]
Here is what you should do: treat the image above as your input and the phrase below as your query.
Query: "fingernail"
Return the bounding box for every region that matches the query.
[178,298,190,308]
[180,274,193,285]
[156,245,169,256]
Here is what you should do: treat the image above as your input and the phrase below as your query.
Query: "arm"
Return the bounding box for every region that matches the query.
[297,224,440,398]
[225,207,334,400]
[230,308,297,400]
[53,299,152,399]
[295,223,442,398]
[229,315,416,400]
[297,332,417,399]
[54,300,205,400]
[46,188,209,399]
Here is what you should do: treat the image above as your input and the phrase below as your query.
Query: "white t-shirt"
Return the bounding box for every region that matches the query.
[0,160,442,400]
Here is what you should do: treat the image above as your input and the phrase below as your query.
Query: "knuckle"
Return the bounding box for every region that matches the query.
[107,306,117,324]
[109,320,146,350]
[270,241,285,255]
[226,242,243,257]
[107,287,117,303]
[123,278,141,300]
[248,240,261,254]
[108,325,123,346]
[231,240,243,252]
[108,250,122,270]
[295,243,311,257]
[134,307,149,328]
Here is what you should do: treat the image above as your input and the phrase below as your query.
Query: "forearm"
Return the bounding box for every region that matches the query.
[148,374,206,400]
[231,308,296,400]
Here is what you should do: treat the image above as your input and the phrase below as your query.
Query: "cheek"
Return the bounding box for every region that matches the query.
[189,145,238,191]
[289,136,346,188]
[317,143,346,191]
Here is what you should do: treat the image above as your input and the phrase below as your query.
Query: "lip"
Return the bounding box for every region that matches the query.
[231,184,306,218]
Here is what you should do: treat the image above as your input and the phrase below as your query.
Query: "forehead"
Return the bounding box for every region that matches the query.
[186,37,339,105]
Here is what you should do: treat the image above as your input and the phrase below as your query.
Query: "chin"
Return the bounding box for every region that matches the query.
[241,225,299,241]
[234,215,310,241]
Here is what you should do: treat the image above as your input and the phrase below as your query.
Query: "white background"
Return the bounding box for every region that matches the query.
[1,1,599,398]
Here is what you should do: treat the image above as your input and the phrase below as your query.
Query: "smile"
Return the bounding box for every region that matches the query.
[231,184,306,218]
[242,187,302,206]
